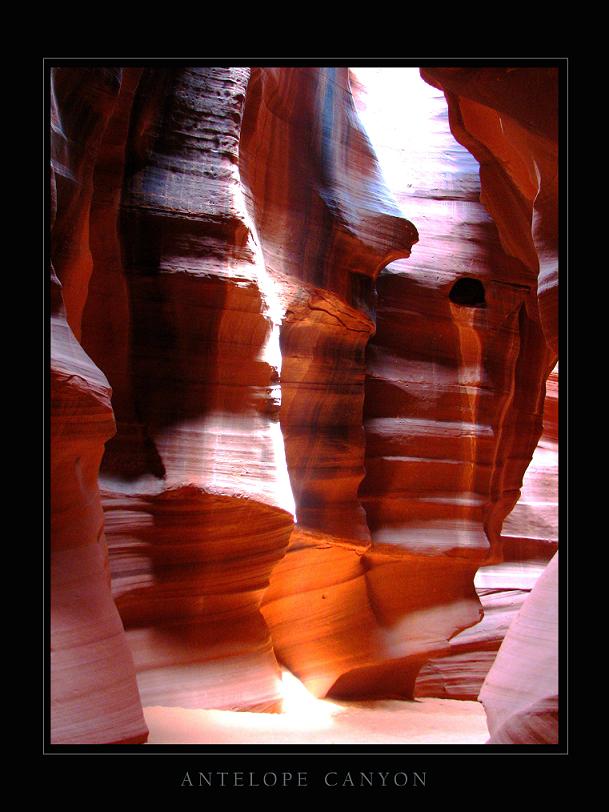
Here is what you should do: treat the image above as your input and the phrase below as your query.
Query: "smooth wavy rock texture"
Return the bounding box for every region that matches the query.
[480,553,559,743]
[416,364,558,698]
[50,68,147,744]
[49,65,559,744]
[421,68,558,355]
[81,67,295,713]
[418,69,559,741]
[80,66,418,715]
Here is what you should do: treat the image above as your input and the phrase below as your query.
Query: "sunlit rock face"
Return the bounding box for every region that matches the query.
[82,67,295,712]
[344,69,557,702]
[240,68,417,542]
[481,553,558,744]
[240,68,420,698]
[79,66,418,714]
[257,68,558,702]
[422,68,558,357]
[416,364,558,699]
[420,68,559,743]
[50,65,558,742]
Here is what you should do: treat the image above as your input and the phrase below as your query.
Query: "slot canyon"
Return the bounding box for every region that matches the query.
[49,63,559,747]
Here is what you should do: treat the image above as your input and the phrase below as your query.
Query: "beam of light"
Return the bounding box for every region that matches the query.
[350,67,458,214]
[278,669,343,724]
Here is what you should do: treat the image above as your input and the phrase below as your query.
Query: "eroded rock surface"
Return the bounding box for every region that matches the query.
[416,364,558,698]
[420,67,559,741]
[50,65,559,742]
[50,68,147,744]
[83,67,295,711]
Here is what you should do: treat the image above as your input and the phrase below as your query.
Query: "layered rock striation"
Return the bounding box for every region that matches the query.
[81,66,418,712]
[419,67,559,742]
[50,68,147,744]
[82,67,295,711]
[416,363,558,699]
[49,65,559,742]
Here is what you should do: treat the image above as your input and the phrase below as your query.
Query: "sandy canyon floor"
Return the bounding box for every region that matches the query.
[144,673,488,745]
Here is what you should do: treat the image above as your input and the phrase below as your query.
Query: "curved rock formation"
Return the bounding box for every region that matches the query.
[342,68,555,702]
[480,553,559,743]
[239,68,439,698]
[420,67,559,740]
[82,67,295,711]
[500,364,558,556]
[50,67,147,744]
[421,68,558,356]
[487,694,559,745]
[416,364,558,698]
[49,64,559,741]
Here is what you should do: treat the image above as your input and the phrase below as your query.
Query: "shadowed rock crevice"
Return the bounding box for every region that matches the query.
[449,277,486,307]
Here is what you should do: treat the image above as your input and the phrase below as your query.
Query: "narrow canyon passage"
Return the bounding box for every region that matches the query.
[353,68,557,703]
[144,68,555,744]
[50,64,559,746]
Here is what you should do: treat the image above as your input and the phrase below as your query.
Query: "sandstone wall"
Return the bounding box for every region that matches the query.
[50,65,559,742]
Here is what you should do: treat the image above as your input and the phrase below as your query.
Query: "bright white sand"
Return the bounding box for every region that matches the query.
[144,692,488,745]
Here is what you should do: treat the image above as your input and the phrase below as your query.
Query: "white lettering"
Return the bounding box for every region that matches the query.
[413,772,426,787]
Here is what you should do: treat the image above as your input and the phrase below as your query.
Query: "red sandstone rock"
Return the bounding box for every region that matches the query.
[486,694,558,745]
[480,554,559,743]
[421,68,558,355]
[500,364,558,552]
[242,68,422,698]
[265,67,557,701]
[419,68,559,737]
[49,66,559,740]
[414,588,528,700]
[50,68,147,744]
[416,365,558,698]
[82,67,295,711]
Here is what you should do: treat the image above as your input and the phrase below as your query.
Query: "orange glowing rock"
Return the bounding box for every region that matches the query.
[50,66,559,744]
